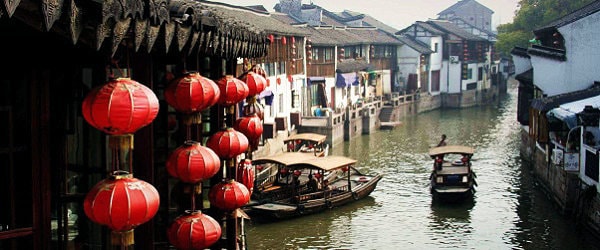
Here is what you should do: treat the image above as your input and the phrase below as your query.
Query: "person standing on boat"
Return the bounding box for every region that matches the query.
[437,134,447,147]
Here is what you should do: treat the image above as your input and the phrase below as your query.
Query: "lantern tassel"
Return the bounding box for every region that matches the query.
[111,229,135,246]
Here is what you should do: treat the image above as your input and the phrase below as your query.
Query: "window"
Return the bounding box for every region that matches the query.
[324,48,332,61]
[478,67,483,81]
[433,43,438,53]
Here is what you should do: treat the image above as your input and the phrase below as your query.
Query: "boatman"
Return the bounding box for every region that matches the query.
[437,134,447,147]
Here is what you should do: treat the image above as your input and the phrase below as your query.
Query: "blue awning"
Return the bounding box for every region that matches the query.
[336,73,358,88]
[546,95,600,128]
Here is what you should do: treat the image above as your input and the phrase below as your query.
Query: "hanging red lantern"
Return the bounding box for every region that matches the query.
[281,36,287,45]
[208,179,250,210]
[341,166,349,172]
[287,74,293,84]
[236,159,255,193]
[268,34,274,44]
[239,71,266,97]
[276,78,281,85]
[291,36,296,44]
[166,141,221,184]
[216,75,249,106]
[167,210,221,250]
[234,114,263,149]
[82,78,159,135]
[206,127,249,159]
[314,172,322,179]
[164,72,220,114]
[83,171,160,246]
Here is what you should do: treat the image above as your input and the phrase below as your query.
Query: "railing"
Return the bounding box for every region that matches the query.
[384,91,419,107]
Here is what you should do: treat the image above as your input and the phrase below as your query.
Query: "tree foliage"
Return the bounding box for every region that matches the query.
[496,0,596,57]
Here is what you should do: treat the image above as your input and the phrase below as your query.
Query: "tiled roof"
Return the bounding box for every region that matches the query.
[342,10,399,34]
[531,86,600,111]
[427,20,488,41]
[345,27,403,45]
[337,59,371,73]
[438,0,493,15]
[397,35,433,54]
[538,0,600,31]
[204,2,309,36]
[397,21,445,36]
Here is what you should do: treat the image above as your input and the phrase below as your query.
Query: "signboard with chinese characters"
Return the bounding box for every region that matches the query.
[564,152,579,172]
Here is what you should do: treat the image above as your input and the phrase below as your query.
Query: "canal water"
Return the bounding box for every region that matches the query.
[246,87,599,250]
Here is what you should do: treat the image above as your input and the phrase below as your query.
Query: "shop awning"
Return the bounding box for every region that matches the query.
[335,73,358,88]
[546,95,600,128]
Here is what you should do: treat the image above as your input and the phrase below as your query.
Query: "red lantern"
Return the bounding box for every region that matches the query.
[234,114,263,149]
[164,72,220,114]
[239,71,266,97]
[83,171,160,245]
[237,159,255,193]
[314,172,322,179]
[267,34,274,44]
[82,78,159,135]
[291,36,296,44]
[281,36,287,45]
[167,210,221,250]
[166,141,221,183]
[208,179,250,210]
[216,75,249,106]
[341,166,349,172]
[206,128,249,159]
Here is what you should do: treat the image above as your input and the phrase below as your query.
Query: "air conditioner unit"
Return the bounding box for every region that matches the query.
[449,56,459,64]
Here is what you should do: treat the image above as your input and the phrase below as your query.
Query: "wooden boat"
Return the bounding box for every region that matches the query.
[245,153,383,220]
[284,133,329,157]
[428,145,477,202]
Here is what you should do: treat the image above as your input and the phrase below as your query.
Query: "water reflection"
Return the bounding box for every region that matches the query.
[246,88,599,249]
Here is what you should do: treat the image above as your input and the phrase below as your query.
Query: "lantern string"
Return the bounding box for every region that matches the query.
[190,184,196,211]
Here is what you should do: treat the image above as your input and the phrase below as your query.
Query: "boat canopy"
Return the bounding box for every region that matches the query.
[428,145,475,157]
[290,156,357,171]
[283,133,327,144]
[252,152,318,166]
[252,153,356,171]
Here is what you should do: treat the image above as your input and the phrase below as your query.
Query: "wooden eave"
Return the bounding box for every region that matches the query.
[3,0,270,59]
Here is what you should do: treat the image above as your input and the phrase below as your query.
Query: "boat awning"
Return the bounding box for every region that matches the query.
[428,145,475,157]
[284,133,327,144]
[546,95,600,128]
[335,72,359,88]
[292,156,357,171]
[252,152,319,166]
[253,153,356,171]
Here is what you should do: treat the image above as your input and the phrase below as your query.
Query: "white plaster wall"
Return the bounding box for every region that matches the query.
[560,11,600,90]
[512,55,531,75]
[531,57,567,96]
[449,62,463,93]
[382,70,391,94]
[430,37,444,71]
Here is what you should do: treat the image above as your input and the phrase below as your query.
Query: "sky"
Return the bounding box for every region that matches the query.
[217,0,520,31]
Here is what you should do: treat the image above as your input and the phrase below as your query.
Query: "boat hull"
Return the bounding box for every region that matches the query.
[246,174,382,221]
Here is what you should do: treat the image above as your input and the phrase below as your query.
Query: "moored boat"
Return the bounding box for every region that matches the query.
[245,153,382,220]
[428,145,477,202]
[284,133,329,156]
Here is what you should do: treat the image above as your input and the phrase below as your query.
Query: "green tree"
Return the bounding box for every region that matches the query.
[496,0,596,57]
